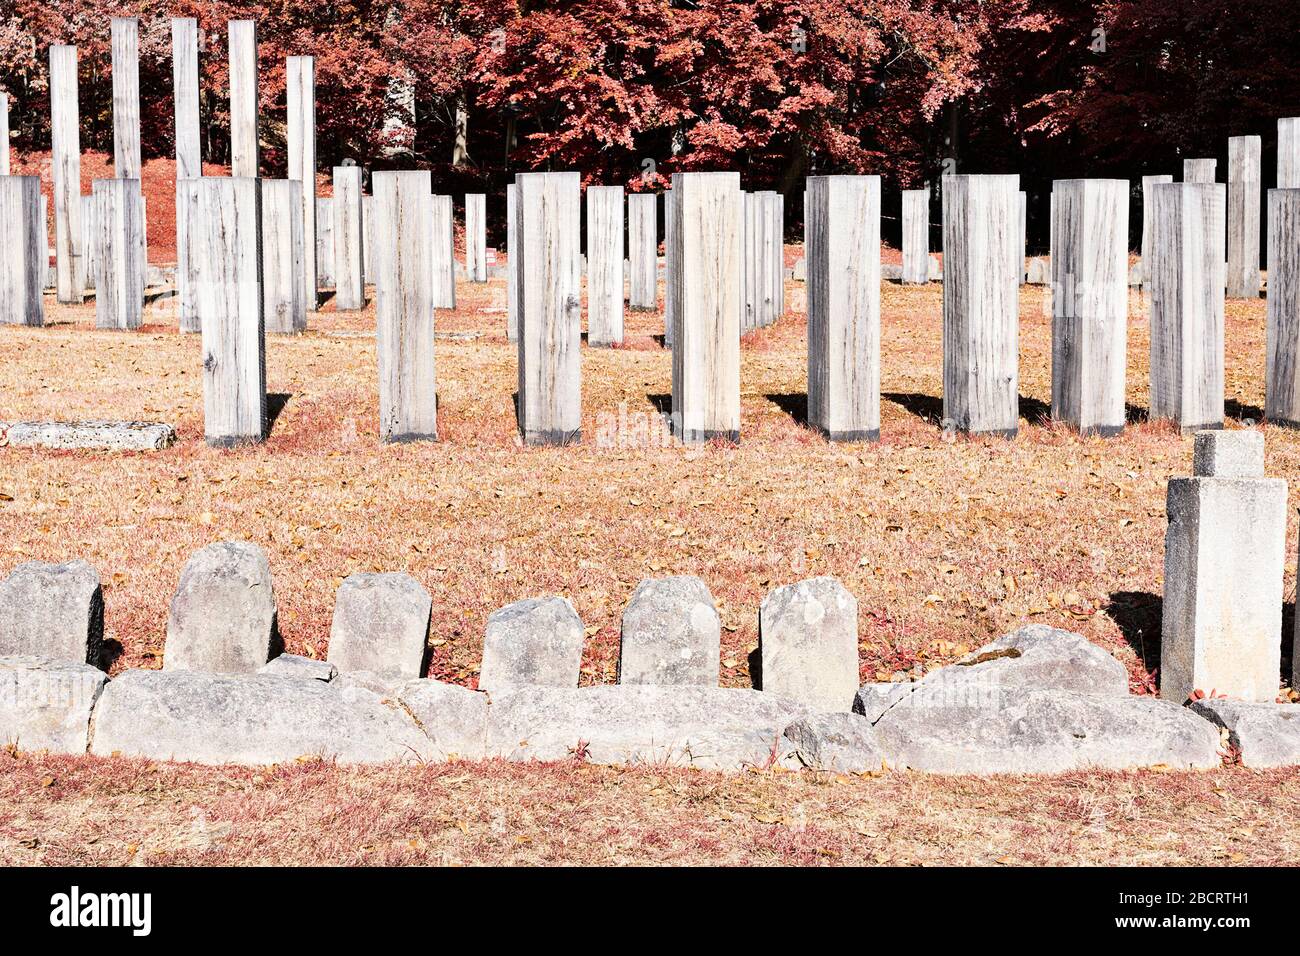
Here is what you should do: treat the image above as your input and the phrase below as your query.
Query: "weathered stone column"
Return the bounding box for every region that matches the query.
[228,20,258,178]
[431,194,456,309]
[1160,431,1285,703]
[901,189,929,284]
[1227,135,1261,299]
[0,93,9,175]
[261,178,306,334]
[1148,181,1225,431]
[763,191,782,324]
[49,45,84,303]
[316,197,335,289]
[111,18,141,181]
[187,178,265,446]
[941,174,1020,436]
[333,165,365,310]
[286,55,317,309]
[586,185,624,347]
[668,172,741,442]
[515,172,582,444]
[1266,188,1300,426]
[0,176,46,326]
[1183,158,1216,184]
[1018,190,1028,284]
[173,18,202,332]
[772,191,785,321]
[806,175,880,441]
[1140,174,1173,288]
[506,184,518,341]
[92,178,145,331]
[1049,179,1128,436]
[361,195,373,283]
[373,171,437,442]
[1280,118,1300,189]
[465,193,486,282]
[628,192,657,310]
[663,188,675,346]
[81,195,97,292]
[742,191,757,332]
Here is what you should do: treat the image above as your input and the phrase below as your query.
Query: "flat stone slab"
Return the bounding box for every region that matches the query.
[0,559,104,665]
[0,655,107,754]
[0,421,177,451]
[398,678,488,760]
[90,670,433,765]
[1189,699,1300,768]
[486,685,810,771]
[782,713,888,773]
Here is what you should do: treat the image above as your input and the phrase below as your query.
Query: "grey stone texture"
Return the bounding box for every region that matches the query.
[0,560,104,666]
[758,577,859,712]
[479,596,584,693]
[0,655,107,754]
[259,654,336,682]
[0,420,175,451]
[397,678,488,760]
[164,541,277,674]
[618,576,720,686]
[1189,699,1300,768]
[782,712,888,772]
[327,572,431,681]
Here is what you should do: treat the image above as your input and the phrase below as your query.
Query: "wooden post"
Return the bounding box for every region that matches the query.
[515,172,582,445]
[901,189,929,284]
[187,177,265,446]
[228,21,258,178]
[1140,174,1173,289]
[663,188,675,346]
[628,193,656,310]
[0,176,46,326]
[1050,179,1128,436]
[586,185,624,347]
[1183,158,1216,184]
[333,166,365,310]
[1148,182,1225,431]
[774,193,785,319]
[758,191,778,326]
[1227,135,1261,299]
[668,172,741,443]
[173,18,202,332]
[261,178,306,334]
[93,178,145,331]
[373,170,437,442]
[316,198,335,289]
[806,175,880,441]
[286,56,317,309]
[465,193,486,282]
[431,194,456,309]
[49,45,84,303]
[1266,189,1300,427]
[506,184,518,341]
[941,175,1020,436]
[1279,118,1300,189]
[0,93,9,175]
[111,18,141,180]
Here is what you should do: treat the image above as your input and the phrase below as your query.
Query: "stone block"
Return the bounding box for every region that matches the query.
[328,572,431,681]
[758,577,859,712]
[479,596,584,694]
[397,678,488,760]
[164,541,277,674]
[782,713,888,772]
[1189,699,1300,768]
[618,576,720,686]
[1192,429,1264,478]
[0,560,103,666]
[0,655,106,754]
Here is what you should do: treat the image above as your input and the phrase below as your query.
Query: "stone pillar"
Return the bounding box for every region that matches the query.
[806,175,880,441]
[316,198,335,289]
[515,172,582,445]
[187,178,265,446]
[173,18,202,332]
[1018,190,1028,284]
[373,171,437,442]
[49,45,84,304]
[628,192,657,310]
[81,195,97,292]
[92,178,145,331]
[228,20,258,178]
[1148,182,1225,431]
[1183,158,1216,183]
[586,185,624,347]
[333,166,365,310]
[663,189,675,346]
[286,56,317,309]
[1140,174,1173,288]
[506,184,518,341]
[0,92,9,175]
[261,178,306,334]
[111,18,141,180]
[0,176,46,326]
[362,195,373,283]
[465,193,486,282]
[1266,188,1300,427]
[763,191,781,325]
[757,191,778,327]
[668,172,741,442]
[1227,135,1261,299]
[1279,118,1300,189]
[742,192,757,333]
[1050,179,1128,436]
[1160,431,1285,703]
[901,189,929,284]
[941,174,1020,436]
[431,194,456,309]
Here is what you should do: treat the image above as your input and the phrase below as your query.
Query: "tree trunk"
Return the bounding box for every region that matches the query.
[452,92,470,167]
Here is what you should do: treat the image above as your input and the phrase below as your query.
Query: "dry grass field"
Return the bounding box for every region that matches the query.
[1,263,1296,865]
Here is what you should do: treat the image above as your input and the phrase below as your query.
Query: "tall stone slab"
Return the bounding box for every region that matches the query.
[0,176,46,326]
[228,20,258,178]
[1140,174,1173,288]
[1266,189,1300,427]
[663,188,675,346]
[1148,182,1225,431]
[373,171,437,442]
[1227,135,1261,299]
[362,195,373,282]
[1050,179,1128,436]
[773,193,785,320]
[628,192,657,310]
[806,175,881,442]
[586,185,624,347]
[762,191,782,325]
[0,93,9,175]
[316,197,335,289]
[515,172,582,445]
[49,45,84,303]
[286,56,317,308]
[941,174,1020,436]
[668,172,742,442]
[431,194,456,309]
[261,178,306,334]
[110,18,141,180]
[742,191,758,332]
[1280,118,1300,189]
[506,184,518,341]
[1183,158,1216,184]
[333,165,365,310]
[901,189,929,284]
[465,193,486,283]
[1018,190,1028,284]
[80,195,97,292]
[188,177,265,446]
[92,178,145,331]
[1161,432,1285,703]
[173,18,202,332]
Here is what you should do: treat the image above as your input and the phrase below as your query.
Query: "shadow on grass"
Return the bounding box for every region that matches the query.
[765,392,809,428]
